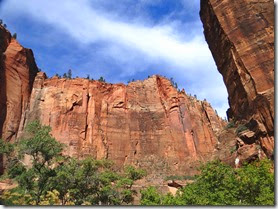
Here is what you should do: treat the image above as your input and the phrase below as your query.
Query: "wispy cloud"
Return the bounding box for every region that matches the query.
[0,0,229,118]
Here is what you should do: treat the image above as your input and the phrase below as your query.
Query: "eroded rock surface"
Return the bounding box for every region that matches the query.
[200,0,274,157]
[0,25,38,141]
[21,74,225,175]
[0,26,38,173]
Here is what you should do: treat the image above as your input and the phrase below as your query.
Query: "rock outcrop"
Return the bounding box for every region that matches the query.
[0,25,38,173]
[19,73,225,175]
[0,25,38,141]
[200,0,274,157]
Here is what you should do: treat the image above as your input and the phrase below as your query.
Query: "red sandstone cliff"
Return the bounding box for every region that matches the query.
[0,25,38,141]
[0,25,226,176]
[19,72,225,175]
[0,25,38,173]
[200,0,274,157]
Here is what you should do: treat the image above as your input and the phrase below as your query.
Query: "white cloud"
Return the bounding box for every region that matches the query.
[1,0,209,68]
[0,0,229,118]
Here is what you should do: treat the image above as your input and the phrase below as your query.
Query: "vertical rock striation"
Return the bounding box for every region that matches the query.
[200,0,274,157]
[0,25,38,173]
[22,74,225,175]
[0,26,38,141]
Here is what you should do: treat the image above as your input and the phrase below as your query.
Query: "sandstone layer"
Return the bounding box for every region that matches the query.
[200,0,274,157]
[20,73,225,175]
[0,25,38,141]
[0,26,38,173]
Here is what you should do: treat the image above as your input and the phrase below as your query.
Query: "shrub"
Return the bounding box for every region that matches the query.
[12,33,17,39]
[141,160,274,206]
[236,124,248,135]
[98,76,105,82]
[225,120,236,129]
[0,121,146,206]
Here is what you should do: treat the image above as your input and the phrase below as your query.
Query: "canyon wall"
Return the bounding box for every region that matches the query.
[0,25,38,142]
[19,72,225,175]
[0,25,226,176]
[0,26,38,173]
[200,0,274,157]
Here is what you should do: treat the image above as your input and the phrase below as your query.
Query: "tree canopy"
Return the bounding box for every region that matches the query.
[0,121,146,205]
[140,159,274,206]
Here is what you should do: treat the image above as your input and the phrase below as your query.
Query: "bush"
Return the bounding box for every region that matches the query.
[0,121,146,205]
[12,33,17,39]
[236,124,248,135]
[140,186,161,205]
[225,120,236,129]
[141,160,274,206]
[98,76,106,82]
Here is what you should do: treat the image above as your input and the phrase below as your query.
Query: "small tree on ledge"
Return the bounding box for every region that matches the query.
[12,33,17,39]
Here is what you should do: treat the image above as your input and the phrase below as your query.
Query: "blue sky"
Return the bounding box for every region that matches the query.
[0,0,229,118]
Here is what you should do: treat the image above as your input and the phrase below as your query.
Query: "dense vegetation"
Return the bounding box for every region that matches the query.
[0,122,274,206]
[140,159,274,206]
[0,121,146,205]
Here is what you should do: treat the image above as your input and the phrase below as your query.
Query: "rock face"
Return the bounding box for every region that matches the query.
[200,0,274,157]
[0,25,38,141]
[0,26,38,173]
[20,73,225,175]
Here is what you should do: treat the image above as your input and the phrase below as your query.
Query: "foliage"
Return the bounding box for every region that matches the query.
[236,124,248,135]
[236,160,274,205]
[170,77,178,89]
[140,186,162,205]
[2,121,64,205]
[54,73,61,78]
[0,138,14,155]
[140,159,274,206]
[0,121,146,205]
[98,76,106,82]
[124,165,146,182]
[12,33,17,39]
[225,120,236,129]
[67,69,72,79]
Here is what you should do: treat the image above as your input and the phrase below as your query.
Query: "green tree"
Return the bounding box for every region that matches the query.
[67,69,72,79]
[62,73,67,78]
[1,122,146,205]
[177,160,239,205]
[2,121,64,205]
[98,76,105,82]
[140,159,274,206]
[51,159,146,205]
[12,33,17,39]
[54,73,61,78]
[236,159,274,205]
[140,186,162,205]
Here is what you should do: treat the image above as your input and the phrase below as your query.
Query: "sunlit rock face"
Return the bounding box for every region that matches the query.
[200,0,274,157]
[21,73,225,175]
[0,25,226,176]
[0,25,38,142]
[0,25,38,173]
